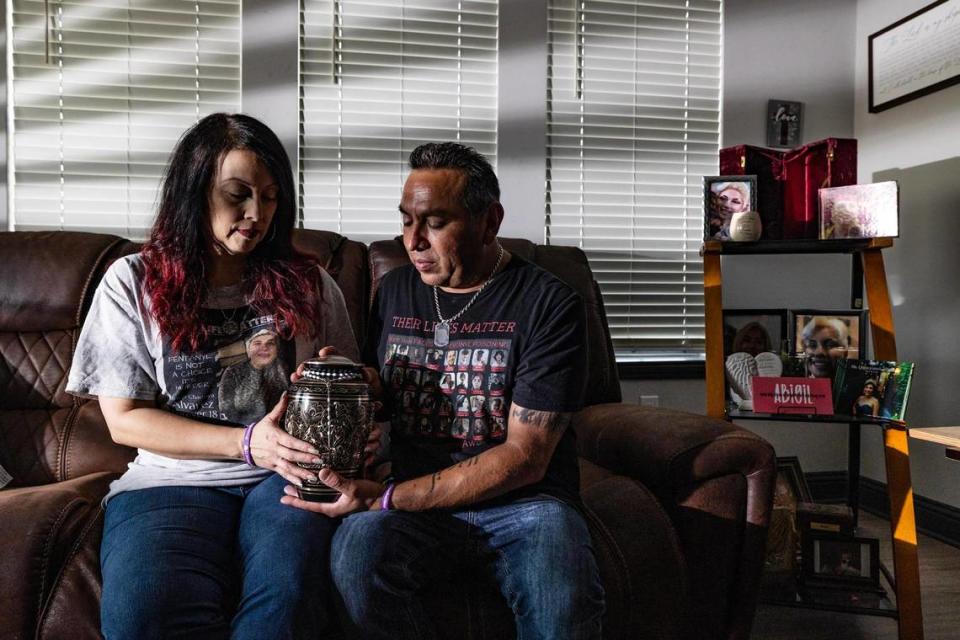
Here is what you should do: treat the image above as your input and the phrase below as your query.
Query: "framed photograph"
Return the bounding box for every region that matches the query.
[791,310,866,380]
[775,456,813,506]
[766,100,803,148]
[869,0,960,113]
[801,533,881,588]
[703,175,758,241]
[832,359,916,422]
[819,182,900,240]
[722,309,787,359]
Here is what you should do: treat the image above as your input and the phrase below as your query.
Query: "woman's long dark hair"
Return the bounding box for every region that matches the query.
[141,113,323,352]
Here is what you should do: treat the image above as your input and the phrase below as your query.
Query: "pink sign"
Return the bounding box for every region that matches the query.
[752,377,834,415]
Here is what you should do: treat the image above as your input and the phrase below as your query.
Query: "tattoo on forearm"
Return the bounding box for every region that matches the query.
[510,407,572,433]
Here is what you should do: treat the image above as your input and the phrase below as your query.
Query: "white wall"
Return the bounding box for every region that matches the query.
[854,0,960,506]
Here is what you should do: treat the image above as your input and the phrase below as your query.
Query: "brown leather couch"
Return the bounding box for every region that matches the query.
[0,229,776,640]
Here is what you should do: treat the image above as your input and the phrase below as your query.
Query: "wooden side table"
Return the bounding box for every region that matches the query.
[910,427,960,461]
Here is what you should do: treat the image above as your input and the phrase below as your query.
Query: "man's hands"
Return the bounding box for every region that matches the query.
[280,468,385,517]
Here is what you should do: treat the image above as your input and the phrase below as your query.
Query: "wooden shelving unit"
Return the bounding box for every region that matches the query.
[702,237,924,640]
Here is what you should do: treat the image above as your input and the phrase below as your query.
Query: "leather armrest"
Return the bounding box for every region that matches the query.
[0,473,116,639]
[574,403,775,521]
[574,403,776,638]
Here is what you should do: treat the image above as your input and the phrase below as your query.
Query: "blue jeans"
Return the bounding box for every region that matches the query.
[100,474,336,640]
[331,497,605,640]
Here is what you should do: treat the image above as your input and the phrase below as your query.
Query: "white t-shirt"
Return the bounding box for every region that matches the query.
[66,254,359,501]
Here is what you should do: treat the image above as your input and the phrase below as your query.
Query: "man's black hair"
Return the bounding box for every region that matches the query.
[408,142,500,216]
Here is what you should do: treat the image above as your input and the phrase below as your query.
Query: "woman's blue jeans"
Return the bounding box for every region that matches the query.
[100,474,336,640]
[330,496,605,640]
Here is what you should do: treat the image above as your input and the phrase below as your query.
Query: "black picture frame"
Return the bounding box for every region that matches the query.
[722,309,788,360]
[790,310,867,380]
[775,456,813,505]
[765,100,803,148]
[801,533,881,589]
[703,175,758,241]
[868,0,960,113]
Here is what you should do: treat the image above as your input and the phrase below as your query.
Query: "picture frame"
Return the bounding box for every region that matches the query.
[868,0,960,113]
[722,309,788,360]
[775,456,813,505]
[801,533,881,589]
[790,310,867,380]
[819,181,900,240]
[703,175,758,241]
[766,99,803,148]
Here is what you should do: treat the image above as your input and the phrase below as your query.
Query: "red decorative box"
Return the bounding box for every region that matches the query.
[720,138,857,240]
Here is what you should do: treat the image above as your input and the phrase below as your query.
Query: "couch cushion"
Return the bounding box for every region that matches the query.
[293,228,369,350]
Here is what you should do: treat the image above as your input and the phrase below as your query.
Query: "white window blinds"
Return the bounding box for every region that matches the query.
[546,0,721,353]
[9,0,242,237]
[299,0,498,243]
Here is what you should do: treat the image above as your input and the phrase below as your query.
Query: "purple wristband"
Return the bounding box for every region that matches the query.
[381,483,396,511]
[242,422,257,466]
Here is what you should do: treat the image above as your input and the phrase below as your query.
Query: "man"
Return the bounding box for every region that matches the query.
[282,142,604,639]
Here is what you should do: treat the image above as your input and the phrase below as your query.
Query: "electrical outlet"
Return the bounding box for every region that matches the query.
[639,394,659,407]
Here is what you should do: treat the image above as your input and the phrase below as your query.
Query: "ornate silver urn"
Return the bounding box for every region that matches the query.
[283,355,374,502]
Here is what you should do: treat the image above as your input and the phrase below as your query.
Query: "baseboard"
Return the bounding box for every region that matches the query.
[806,471,960,549]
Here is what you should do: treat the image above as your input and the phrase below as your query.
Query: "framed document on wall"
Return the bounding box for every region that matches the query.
[869,0,960,112]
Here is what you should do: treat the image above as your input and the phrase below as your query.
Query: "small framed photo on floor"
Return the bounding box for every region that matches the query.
[801,533,881,589]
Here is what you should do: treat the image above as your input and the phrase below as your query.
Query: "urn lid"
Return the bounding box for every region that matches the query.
[300,355,365,382]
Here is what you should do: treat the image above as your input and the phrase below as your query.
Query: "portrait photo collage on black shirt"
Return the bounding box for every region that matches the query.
[383,334,512,447]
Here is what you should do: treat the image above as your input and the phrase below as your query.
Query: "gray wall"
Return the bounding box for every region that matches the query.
[854,0,960,506]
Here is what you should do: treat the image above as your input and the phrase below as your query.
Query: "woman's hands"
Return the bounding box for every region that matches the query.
[246,394,322,487]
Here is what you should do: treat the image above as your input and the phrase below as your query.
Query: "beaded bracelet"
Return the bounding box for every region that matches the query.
[242,422,258,466]
[380,483,396,511]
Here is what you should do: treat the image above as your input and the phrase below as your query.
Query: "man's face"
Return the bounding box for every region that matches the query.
[399,168,489,289]
[803,324,846,378]
[246,333,278,370]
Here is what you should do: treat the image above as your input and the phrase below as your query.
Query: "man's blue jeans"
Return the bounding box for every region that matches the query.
[100,474,336,639]
[331,496,605,640]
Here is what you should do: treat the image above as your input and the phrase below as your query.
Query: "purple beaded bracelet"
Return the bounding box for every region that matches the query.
[242,422,257,466]
[380,483,396,511]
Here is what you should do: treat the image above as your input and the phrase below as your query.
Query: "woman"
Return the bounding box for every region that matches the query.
[853,379,881,417]
[731,321,772,357]
[67,113,360,639]
[709,182,750,240]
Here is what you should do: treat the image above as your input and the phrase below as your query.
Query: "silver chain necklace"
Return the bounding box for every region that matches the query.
[432,244,504,347]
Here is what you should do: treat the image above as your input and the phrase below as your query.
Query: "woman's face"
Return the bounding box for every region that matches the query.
[247,333,278,369]
[803,325,846,378]
[735,327,768,356]
[862,383,876,396]
[206,149,279,257]
[717,187,748,218]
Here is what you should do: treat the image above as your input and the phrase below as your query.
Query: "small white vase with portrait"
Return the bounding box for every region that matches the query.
[729,210,763,242]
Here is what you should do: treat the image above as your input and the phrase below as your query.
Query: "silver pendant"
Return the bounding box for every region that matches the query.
[434,322,450,347]
[222,320,239,335]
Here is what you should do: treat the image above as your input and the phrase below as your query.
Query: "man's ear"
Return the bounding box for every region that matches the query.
[482,202,504,243]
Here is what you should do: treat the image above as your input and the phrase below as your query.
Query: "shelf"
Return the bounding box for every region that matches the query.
[701,237,893,256]
[727,409,906,429]
[759,578,897,619]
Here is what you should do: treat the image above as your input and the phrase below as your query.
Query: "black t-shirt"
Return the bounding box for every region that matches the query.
[365,254,587,503]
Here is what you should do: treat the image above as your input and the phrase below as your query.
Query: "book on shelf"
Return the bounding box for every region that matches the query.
[831,360,915,422]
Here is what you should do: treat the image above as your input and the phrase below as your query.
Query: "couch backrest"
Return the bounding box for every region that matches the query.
[367,237,622,406]
[0,229,619,488]
[0,232,139,487]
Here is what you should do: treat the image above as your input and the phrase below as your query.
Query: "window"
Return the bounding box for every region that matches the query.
[545,0,722,355]
[299,0,498,242]
[8,0,242,237]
